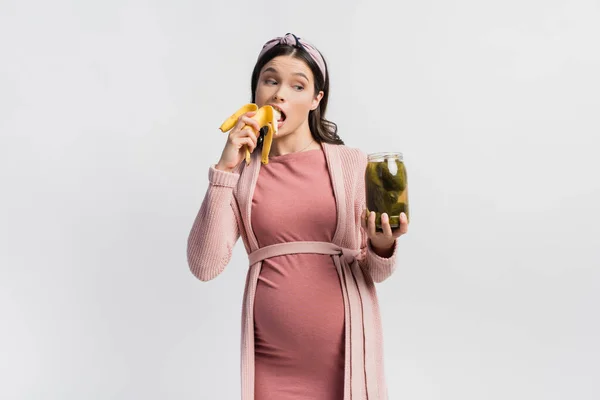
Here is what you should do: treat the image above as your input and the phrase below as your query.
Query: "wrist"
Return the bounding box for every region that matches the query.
[215,162,234,173]
[370,239,395,258]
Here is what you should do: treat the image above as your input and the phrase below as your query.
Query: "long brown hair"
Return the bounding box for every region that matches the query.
[250,43,344,145]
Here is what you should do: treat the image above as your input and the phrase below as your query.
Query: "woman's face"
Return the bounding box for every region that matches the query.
[254,55,324,137]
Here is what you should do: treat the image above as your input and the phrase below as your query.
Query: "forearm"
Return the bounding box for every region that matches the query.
[187,165,241,281]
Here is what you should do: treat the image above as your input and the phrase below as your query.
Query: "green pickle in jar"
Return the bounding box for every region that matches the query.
[365,152,409,232]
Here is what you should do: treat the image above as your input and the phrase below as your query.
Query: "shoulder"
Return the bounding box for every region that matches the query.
[324,143,368,169]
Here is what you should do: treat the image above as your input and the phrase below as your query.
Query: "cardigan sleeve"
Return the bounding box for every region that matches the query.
[358,223,399,283]
[187,165,242,281]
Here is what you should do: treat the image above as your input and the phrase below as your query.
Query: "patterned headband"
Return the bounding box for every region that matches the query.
[257,33,326,79]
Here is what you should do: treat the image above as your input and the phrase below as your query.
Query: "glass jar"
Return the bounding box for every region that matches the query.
[365,152,409,231]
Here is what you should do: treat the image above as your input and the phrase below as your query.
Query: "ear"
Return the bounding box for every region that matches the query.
[310,90,324,111]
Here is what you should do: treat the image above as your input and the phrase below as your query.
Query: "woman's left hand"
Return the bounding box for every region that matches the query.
[361,210,409,257]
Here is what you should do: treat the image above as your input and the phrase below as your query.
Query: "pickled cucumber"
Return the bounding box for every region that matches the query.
[377,160,405,191]
[366,184,396,214]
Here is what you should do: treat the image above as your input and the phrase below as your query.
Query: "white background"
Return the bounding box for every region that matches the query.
[1,0,599,399]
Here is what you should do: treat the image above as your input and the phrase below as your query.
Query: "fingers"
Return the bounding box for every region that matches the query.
[367,211,377,238]
[229,112,261,153]
[389,212,409,238]
[232,135,257,152]
[363,209,408,241]
[234,112,260,134]
[229,127,259,154]
[241,116,262,134]
[398,212,409,235]
[381,213,393,237]
[230,126,258,152]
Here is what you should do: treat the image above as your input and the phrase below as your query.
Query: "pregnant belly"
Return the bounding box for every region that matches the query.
[253,253,346,367]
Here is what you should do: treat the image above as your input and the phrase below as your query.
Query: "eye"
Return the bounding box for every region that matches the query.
[294,85,304,91]
[264,79,277,85]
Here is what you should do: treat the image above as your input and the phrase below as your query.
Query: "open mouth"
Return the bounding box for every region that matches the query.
[271,106,286,122]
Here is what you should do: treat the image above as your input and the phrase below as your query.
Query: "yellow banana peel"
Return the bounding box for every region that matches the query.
[219,103,280,165]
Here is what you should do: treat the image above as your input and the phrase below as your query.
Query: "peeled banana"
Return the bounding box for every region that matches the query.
[219,103,280,165]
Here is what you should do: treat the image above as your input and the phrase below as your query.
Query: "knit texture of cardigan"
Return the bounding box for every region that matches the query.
[187,142,400,400]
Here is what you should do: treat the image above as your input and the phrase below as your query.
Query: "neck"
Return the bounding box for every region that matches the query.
[271,123,318,156]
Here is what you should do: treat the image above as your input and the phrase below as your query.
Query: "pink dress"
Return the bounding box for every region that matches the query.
[251,148,345,400]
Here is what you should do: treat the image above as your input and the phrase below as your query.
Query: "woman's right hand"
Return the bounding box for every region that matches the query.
[215,111,261,172]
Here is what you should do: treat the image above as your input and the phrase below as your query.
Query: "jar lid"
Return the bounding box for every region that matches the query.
[367,152,403,162]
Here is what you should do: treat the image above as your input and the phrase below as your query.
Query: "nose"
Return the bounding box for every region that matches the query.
[272,88,286,102]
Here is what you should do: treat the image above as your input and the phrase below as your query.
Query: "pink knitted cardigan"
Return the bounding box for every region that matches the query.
[187,142,399,400]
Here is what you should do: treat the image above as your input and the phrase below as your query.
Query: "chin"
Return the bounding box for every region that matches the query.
[274,129,290,139]
[278,121,302,137]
